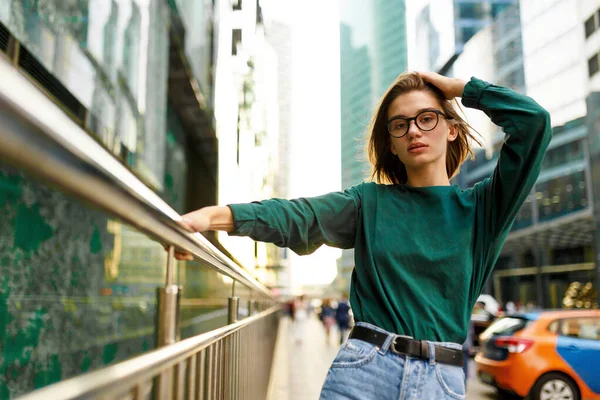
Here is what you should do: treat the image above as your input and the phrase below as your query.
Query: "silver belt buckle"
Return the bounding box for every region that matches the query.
[390,334,413,355]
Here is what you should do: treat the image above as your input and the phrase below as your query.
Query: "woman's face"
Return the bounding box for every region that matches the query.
[386,90,457,173]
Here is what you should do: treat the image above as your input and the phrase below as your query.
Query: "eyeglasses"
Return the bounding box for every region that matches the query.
[387,109,452,138]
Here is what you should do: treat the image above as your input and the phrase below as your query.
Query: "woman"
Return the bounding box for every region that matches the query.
[335,293,352,345]
[320,298,337,343]
[174,72,551,399]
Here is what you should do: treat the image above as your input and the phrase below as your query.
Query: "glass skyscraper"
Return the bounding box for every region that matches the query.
[337,0,408,292]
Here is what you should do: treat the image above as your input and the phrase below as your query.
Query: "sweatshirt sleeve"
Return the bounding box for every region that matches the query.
[463,78,552,291]
[226,184,362,255]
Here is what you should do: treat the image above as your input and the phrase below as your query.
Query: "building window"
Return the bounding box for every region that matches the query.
[588,53,599,77]
[233,0,242,11]
[491,3,512,18]
[460,26,479,44]
[536,171,588,223]
[584,14,596,38]
[232,29,242,55]
[542,140,584,170]
[457,3,487,19]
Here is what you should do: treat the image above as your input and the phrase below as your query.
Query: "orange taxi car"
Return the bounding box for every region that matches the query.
[475,309,600,400]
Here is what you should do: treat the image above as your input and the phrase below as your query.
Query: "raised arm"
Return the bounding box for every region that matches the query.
[461,77,552,237]
[175,186,362,259]
[420,72,551,295]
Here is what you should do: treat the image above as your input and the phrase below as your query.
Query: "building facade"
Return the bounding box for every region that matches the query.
[0,0,273,397]
[414,0,517,73]
[457,0,600,309]
[264,18,293,296]
[212,0,285,290]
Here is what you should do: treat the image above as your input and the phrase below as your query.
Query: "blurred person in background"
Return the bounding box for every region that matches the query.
[320,298,337,343]
[173,71,551,399]
[293,294,308,343]
[462,308,476,388]
[505,300,516,313]
[336,293,351,345]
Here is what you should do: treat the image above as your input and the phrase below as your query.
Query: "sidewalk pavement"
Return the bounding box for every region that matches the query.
[267,314,340,400]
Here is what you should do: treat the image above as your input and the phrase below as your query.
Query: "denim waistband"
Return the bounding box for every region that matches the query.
[354,321,462,363]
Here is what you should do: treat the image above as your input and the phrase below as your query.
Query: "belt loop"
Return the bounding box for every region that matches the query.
[380,333,394,353]
[427,342,436,365]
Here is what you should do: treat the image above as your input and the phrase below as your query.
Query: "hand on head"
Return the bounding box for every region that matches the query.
[417,71,467,100]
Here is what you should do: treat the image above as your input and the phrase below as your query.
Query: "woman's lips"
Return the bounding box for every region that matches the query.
[408,144,428,153]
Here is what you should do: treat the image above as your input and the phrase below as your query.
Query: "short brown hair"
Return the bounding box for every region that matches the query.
[367,72,481,184]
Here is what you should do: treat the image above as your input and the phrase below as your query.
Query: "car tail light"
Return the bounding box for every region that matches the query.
[494,337,534,353]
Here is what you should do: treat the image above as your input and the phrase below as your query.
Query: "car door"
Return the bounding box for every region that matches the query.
[556,317,600,395]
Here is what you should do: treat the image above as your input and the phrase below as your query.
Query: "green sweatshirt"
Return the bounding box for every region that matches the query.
[228,77,552,343]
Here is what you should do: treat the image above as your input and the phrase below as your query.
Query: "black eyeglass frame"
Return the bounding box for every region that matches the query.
[387,109,453,138]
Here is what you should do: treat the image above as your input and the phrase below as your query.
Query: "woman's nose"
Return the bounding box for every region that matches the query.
[406,120,422,137]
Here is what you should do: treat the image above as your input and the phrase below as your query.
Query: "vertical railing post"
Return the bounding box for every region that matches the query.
[248,298,256,317]
[156,245,181,399]
[227,282,239,399]
[228,297,240,324]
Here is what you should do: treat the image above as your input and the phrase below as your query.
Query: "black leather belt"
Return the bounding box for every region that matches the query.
[349,325,464,367]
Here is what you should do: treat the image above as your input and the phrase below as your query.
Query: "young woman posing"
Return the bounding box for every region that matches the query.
[175,72,551,399]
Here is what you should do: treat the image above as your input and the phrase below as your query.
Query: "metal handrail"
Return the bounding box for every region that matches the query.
[16,306,281,400]
[0,55,272,299]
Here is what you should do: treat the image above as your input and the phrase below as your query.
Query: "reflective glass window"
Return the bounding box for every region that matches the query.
[585,14,596,38]
[0,0,169,190]
[535,170,588,222]
[457,3,487,19]
[589,53,599,78]
[0,164,239,396]
[542,140,585,170]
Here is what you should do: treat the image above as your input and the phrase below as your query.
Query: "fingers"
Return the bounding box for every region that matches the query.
[417,71,448,96]
[176,218,196,233]
[163,209,211,262]
[417,71,441,84]
[180,210,211,233]
[175,252,194,261]
[162,243,194,261]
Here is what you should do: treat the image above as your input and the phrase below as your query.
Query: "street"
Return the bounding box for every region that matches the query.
[466,359,513,399]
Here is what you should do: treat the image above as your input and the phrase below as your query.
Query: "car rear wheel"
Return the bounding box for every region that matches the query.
[530,373,579,400]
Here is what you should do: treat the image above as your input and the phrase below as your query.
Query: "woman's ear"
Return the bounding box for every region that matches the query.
[447,124,458,142]
[390,143,397,155]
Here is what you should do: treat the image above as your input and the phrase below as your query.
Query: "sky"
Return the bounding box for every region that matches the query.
[262,0,342,290]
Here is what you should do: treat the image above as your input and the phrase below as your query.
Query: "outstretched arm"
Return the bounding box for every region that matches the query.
[174,186,362,260]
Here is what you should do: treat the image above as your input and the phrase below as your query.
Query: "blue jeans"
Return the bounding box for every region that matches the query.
[319,322,466,399]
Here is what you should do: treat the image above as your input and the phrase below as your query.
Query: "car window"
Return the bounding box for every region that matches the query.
[559,317,600,340]
[548,320,559,334]
[480,317,531,341]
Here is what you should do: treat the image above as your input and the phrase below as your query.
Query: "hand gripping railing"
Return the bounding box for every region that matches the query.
[0,50,281,398]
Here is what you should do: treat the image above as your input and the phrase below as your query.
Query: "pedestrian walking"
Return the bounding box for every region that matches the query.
[320,298,337,343]
[173,71,551,399]
[335,294,351,345]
